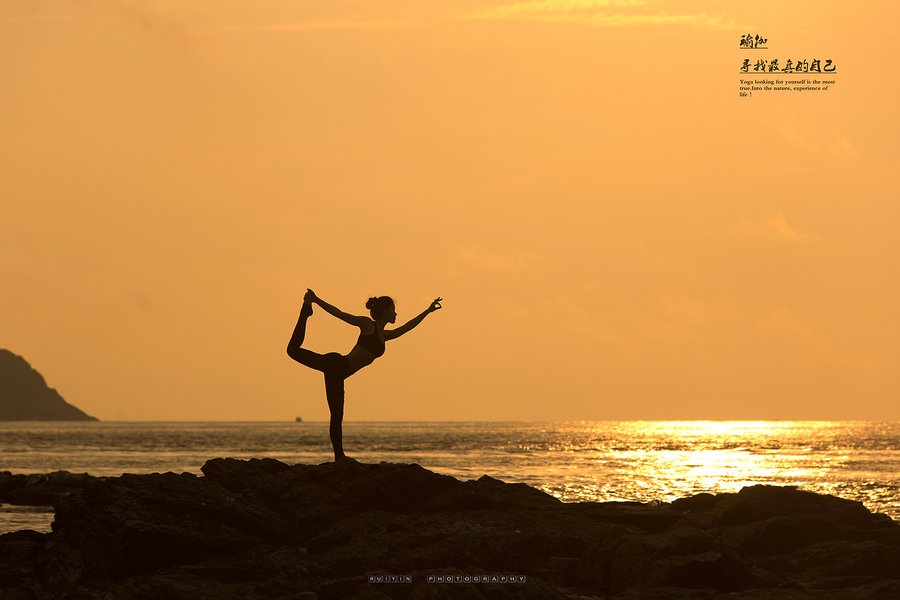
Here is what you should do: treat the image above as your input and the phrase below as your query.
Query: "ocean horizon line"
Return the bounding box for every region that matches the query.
[3,418,897,424]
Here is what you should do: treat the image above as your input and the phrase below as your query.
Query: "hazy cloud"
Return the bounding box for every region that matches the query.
[211,19,408,32]
[649,292,732,327]
[462,0,742,29]
[467,0,646,19]
[727,211,817,243]
[457,246,548,271]
[755,307,811,340]
[779,122,859,160]
[0,0,191,51]
[0,15,78,23]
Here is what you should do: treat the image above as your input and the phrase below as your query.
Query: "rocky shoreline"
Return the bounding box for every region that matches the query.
[1,459,899,599]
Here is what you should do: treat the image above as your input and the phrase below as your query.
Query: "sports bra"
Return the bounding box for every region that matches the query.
[356,323,385,358]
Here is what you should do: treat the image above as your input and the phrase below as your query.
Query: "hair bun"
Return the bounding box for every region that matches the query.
[365,297,378,310]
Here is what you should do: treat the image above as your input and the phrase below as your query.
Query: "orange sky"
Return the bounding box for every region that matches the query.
[2,1,897,421]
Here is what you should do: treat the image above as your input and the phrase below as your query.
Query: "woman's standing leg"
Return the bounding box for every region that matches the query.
[324,365,347,461]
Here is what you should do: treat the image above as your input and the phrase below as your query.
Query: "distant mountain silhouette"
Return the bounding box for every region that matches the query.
[0,349,97,421]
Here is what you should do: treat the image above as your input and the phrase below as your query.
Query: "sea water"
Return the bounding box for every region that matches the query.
[1,421,897,534]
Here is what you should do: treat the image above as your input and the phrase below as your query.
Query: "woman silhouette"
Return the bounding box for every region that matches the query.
[287,289,442,461]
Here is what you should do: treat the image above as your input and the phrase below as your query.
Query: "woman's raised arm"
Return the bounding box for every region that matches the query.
[385,297,442,340]
[308,289,369,327]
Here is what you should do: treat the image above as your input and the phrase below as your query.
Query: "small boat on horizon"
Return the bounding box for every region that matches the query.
[295,417,303,422]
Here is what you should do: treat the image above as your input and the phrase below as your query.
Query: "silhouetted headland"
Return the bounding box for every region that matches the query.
[1,460,898,599]
[0,349,97,421]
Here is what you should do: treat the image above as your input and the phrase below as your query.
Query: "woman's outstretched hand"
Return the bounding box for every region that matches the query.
[305,289,319,304]
[428,297,443,312]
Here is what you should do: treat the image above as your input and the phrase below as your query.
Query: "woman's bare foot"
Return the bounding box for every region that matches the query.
[300,292,314,318]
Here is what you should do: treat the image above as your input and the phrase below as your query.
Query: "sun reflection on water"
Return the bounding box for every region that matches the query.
[522,421,898,518]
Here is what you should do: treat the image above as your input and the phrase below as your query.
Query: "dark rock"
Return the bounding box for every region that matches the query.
[0,460,897,600]
[0,470,96,506]
[572,501,682,533]
[51,471,297,579]
[0,529,47,589]
[0,349,97,421]
[722,485,874,526]
[670,492,718,514]
[578,524,753,592]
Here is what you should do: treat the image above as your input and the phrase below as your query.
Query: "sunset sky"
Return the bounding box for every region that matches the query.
[2,1,897,421]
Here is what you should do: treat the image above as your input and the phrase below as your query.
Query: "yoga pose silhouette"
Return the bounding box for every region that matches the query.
[287,289,442,461]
